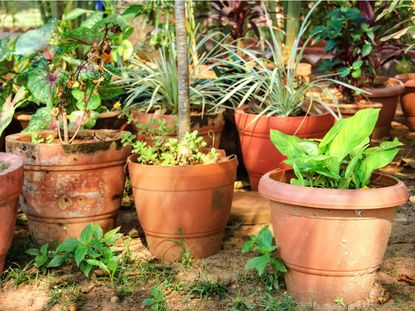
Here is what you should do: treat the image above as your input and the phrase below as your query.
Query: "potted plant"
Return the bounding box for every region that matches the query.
[125,0,237,260]
[258,108,409,305]
[312,2,409,138]
[6,21,131,244]
[215,0,359,190]
[118,31,230,149]
[0,139,24,272]
[395,73,415,130]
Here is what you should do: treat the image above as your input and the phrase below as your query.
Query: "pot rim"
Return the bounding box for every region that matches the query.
[127,152,237,169]
[0,152,23,175]
[364,77,405,98]
[6,129,126,147]
[259,169,408,209]
[130,107,225,118]
[235,104,331,120]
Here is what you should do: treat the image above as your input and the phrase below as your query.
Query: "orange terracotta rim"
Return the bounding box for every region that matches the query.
[0,152,23,175]
[364,77,405,98]
[259,169,408,209]
[395,73,415,83]
[234,104,331,119]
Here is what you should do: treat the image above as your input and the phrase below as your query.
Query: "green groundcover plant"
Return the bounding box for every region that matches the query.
[270,108,402,189]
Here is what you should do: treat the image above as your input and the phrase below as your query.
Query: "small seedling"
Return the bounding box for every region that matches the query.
[242,225,287,289]
[334,297,346,307]
[26,243,53,273]
[142,287,167,311]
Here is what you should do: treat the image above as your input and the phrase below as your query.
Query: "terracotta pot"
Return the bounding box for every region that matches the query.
[0,153,24,272]
[234,105,334,190]
[259,169,409,305]
[364,77,404,138]
[395,73,415,130]
[130,109,225,148]
[14,111,127,131]
[128,153,237,260]
[6,130,131,244]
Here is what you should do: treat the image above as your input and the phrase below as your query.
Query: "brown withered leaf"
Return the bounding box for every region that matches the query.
[398,274,415,286]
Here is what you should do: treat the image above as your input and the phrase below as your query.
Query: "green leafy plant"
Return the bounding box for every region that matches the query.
[270,108,402,189]
[242,225,287,289]
[26,224,122,286]
[142,287,167,311]
[122,119,219,166]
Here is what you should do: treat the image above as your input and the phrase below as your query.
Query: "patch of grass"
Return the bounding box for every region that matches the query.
[187,278,230,300]
[229,290,254,310]
[48,281,83,307]
[258,293,297,311]
[0,262,36,288]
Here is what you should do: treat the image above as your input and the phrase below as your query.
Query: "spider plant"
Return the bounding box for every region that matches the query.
[118,32,231,115]
[213,0,364,118]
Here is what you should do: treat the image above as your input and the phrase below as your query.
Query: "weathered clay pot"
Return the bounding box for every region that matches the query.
[6,130,130,244]
[259,169,409,305]
[364,77,404,138]
[395,73,415,130]
[130,109,225,148]
[128,153,237,260]
[0,153,24,272]
[234,105,334,190]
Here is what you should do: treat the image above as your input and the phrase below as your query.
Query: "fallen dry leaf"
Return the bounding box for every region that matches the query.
[398,274,415,286]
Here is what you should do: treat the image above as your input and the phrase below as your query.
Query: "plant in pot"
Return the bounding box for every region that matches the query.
[6,22,131,244]
[0,129,24,272]
[258,108,408,305]
[118,31,231,149]
[125,0,237,260]
[214,0,360,190]
[311,1,409,138]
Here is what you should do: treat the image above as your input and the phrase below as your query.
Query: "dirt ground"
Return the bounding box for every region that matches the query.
[0,115,414,311]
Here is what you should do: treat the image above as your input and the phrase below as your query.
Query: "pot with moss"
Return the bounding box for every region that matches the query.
[0,153,24,272]
[6,130,130,244]
[259,109,408,305]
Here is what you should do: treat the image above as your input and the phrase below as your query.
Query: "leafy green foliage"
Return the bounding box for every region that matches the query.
[142,287,167,311]
[26,224,122,286]
[122,119,219,166]
[270,108,402,189]
[242,226,286,290]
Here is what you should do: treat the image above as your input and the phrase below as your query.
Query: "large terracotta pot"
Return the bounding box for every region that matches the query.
[234,105,334,190]
[6,130,130,244]
[364,77,404,138]
[0,153,24,272]
[395,73,415,130]
[259,169,409,305]
[128,153,237,260]
[130,109,225,148]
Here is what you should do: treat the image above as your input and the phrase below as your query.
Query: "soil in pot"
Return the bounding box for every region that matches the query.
[0,153,24,272]
[258,169,409,306]
[395,73,415,130]
[129,108,225,148]
[128,153,237,260]
[6,130,131,244]
[235,105,334,190]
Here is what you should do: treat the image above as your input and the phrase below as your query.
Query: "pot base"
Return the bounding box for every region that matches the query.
[144,228,225,261]
[0,256,5,272]
[27,213,116,244]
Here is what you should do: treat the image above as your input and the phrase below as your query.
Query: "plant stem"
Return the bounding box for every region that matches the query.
[175,0,191,141]
[284,0,300,59]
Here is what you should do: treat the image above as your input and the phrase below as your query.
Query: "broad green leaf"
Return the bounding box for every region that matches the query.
[87,259,110,274]
[56,238,81,253]
[362,42,372,57]
[351,68,362,78]
[35,255,48,267]
[25,107,53,132]
[270,129,305,158]
[257,226,274,248]
[15,20,56,56]
[272,258,287,273]
[298,141,318,155]
[47,255,66,268]
[25,248,39,256]
[79,261,93,277]
[244,254,270,276]
[103,227,121,244]
[328,109,379,164]
[80,224,94,244]
[75,245,88,267]
[339,67,351,78]
[63,8,94,20]
[0,87,27,137]
[90,223,103,240]
[352,60,363,69]
[81,12,104,28]
[241,239,255,254]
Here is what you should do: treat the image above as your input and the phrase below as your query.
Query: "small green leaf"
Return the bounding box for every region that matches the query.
[339,67,351,78]
[352,60,363,70]
[351,68,362,78]
[56,238,81,253]
[244,254,270,276]
[362,42,372,57]
[75,245,88,267]
[47,255,66,268]
[80,224,94,244]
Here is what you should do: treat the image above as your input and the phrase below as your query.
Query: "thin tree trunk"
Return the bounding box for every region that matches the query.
[175,0,191,141]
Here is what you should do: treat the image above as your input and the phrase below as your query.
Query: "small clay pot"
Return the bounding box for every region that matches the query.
[234,105,334,190]
[395,73,415,130]
[259,169,408,305]
[128,153,237,260]
[6,130,131,244]
[129,109,225,148]
[0,153,24,272]
[363,77,405,138]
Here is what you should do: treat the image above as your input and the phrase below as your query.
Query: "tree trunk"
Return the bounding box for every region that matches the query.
[175,0,191,141]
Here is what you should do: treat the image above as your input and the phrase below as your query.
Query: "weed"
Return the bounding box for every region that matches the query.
[48,281,83,306]
[187,278,230,300]
[142,287,167,311]
[334,298,346,307]
[0,262,36,288]
[259,293,297,311]
[242,226,286,290]
[229,290,254,310]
